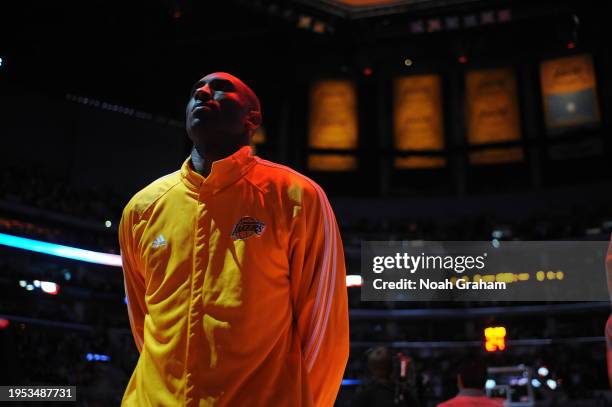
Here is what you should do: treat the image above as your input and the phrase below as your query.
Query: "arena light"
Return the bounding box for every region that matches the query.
[346,275,363,287]
[41,281,59,295]
[0,318,9,329]
[0,233,122,267]
[86,353,111,362]
[531,379,542,388]
[297,15,312,29]
[538,366,549,377]
[485,379,496,389]
[546,379,557,390]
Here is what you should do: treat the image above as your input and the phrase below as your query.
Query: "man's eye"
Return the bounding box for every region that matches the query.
[213,82,234,92]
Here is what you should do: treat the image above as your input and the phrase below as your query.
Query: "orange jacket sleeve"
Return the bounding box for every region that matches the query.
[119,204,147,353]
[289,182,350,407]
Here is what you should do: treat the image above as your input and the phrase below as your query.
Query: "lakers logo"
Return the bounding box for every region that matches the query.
[231,216,266,240]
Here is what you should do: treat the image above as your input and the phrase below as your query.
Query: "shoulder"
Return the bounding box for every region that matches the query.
[251,157,329,206]
[435,398,456,407]
[121,170,182,221]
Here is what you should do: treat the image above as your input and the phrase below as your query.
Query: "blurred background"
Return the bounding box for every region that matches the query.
[1,0,611,405]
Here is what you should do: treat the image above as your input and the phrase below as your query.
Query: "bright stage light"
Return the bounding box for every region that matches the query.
[86,353,110,362]
[485,379,496,389]
[41,281,59,295]
[0,233,122,267]
[346,275,363,287]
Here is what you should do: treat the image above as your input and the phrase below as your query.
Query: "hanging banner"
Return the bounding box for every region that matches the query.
[466,68,523,165]
[540,54,600,134]
[308,80,358,171]
[393,75,445,169]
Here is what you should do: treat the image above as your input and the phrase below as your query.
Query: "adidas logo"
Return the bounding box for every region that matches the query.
[151,234,167,249]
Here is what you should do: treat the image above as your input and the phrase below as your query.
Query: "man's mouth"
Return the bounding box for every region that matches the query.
[193,102,218,112]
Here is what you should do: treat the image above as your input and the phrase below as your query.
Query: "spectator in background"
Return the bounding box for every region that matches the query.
[351,346,419,407]
[437,360,503,407]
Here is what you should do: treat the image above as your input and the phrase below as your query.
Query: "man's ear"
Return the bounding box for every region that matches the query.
[246,110,262,130]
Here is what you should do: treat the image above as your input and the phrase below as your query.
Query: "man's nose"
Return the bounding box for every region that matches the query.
[194,83,212,101]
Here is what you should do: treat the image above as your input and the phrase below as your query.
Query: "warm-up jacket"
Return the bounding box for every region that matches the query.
[119,146,349,407]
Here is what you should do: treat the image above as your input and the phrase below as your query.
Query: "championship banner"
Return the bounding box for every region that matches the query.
[393,75,445,169]
[307,154,357,171]
[308,80,358,171]
[540,54,600,133]
[465,68,523,165]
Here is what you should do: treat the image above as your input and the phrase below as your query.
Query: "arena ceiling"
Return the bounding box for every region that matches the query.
[292,0,483,18]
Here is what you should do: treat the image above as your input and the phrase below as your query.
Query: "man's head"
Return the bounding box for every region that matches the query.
[186,72,261,155]
[457,359,487,390]
[366,346,393,381]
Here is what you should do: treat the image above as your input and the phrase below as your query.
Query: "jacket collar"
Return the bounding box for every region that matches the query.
[180,145,256,194]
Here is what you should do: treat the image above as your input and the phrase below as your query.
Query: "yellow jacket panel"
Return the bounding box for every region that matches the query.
[119,146,349,406]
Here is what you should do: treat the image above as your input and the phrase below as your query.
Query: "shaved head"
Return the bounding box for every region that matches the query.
[186,72,263,163]
[200,72,260,115]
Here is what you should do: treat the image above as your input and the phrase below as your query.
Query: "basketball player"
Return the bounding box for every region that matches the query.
[119,72,349,406]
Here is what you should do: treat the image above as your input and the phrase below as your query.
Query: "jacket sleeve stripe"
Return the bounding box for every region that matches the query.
[253,159,341,372]
[304,184,338,371]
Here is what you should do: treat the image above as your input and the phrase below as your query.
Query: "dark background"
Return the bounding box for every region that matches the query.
[1,0,611,405]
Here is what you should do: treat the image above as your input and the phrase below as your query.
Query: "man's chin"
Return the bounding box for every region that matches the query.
[188,118,214,134]
[187,123,218,144]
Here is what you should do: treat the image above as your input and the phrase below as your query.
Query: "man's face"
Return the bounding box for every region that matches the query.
[186,72,257,148]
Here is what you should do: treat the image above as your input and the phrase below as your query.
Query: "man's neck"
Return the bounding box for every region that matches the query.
[190,144,247,177]
[190,145,209,176]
